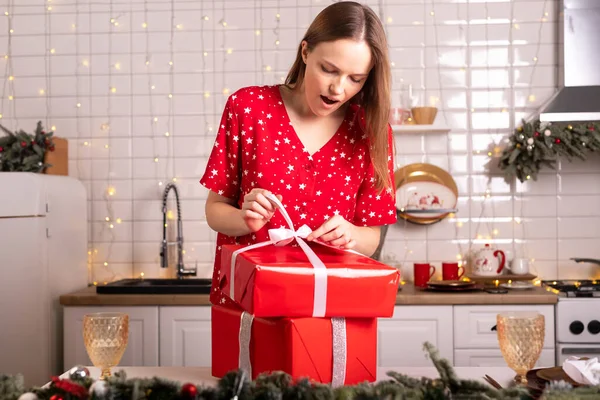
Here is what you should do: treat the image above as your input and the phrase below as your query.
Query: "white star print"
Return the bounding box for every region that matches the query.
[299,183,306,190]
[211,169,218,175]
[244,107,251,114]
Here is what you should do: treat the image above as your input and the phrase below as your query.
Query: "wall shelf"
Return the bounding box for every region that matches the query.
[391,124,451,134]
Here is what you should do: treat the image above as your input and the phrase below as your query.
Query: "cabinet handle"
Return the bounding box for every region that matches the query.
[562,347,600,355]
[491,325,497,331]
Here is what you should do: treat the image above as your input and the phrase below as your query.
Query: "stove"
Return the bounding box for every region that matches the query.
[542,280,600,364]
[542,279,600,298]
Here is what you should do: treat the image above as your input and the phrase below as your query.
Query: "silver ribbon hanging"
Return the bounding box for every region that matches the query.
[331,317,347,387]
[238,311,254,377]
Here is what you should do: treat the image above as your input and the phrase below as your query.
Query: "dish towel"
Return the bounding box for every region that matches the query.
[562,356,600,385]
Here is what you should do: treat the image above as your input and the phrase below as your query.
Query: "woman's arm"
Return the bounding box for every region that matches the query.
[205,191,251,237]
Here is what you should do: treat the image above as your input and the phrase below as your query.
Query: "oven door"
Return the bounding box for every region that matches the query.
[557,343,600,365]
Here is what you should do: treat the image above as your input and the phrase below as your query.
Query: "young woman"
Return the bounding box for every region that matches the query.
[200,1,397,305]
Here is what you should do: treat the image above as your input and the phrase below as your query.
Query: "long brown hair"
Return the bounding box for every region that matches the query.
[285,1,393,192]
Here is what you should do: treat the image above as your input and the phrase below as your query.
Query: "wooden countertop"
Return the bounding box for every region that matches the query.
[59,284,558,306]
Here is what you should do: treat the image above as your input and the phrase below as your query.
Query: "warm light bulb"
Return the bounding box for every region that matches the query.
[275,40,280,45]
[114,62,121,70]
[104,262,108,266]
[276,13,280,19]
[387,17,393,23]
[528,94,536,102]
[39,89,45,95]
[84,141,89,146]
[430,11,435,16]
[203,51,208,57]
[8,76,13,81]
[172,177,177,182]
[154,157,159,162]
[105,217,110,221]
[223,88,229,95]
[176,24,183,29]
[50,48,55,54]
[0,114,3,119]
[47,6,52,10]
[82,59,89,67]
[204,91,210,98]
[226,48,233,54]
[9,29,13,34]
[533,56,538,62]
[168,93,172,98]
[158,181,163,186]
[107,186,116,196]
[8,95,13,100]
[164,132,170,137]
[153,117,158,122]
[265,65,272,71]
[109,224,114,228]
[493,229,499,235]
[169,61,173,66]
[110,87,116,93]
[110,18,115,23]
[151,85,155,90]
[104,144,109,149]
[487,151,492,156]
[203,16,209,21]
[76,102,81,107]
[140,272,145,277]
[4,11,7,16]
[51,125,56,131]
[142,22,148,28]
[255,30,261,35]
[71,24,76,29]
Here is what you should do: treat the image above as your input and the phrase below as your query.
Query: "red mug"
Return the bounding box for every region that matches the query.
[414,263,436,288]
[442,262,465,281]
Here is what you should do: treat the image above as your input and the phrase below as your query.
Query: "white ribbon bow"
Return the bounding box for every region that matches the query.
[230,193,328,317]
[563,356,600,385]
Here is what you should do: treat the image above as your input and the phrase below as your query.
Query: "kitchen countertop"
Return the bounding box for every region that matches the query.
[59,283,558,306]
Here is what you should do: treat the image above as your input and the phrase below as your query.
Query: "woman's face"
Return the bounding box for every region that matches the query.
[301,38,372,117]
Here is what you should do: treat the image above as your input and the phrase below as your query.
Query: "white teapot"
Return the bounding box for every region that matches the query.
[471,244,506,276]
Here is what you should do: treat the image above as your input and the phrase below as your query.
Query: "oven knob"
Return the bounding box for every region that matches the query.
[588,320,600,334]
[569,321,585,335]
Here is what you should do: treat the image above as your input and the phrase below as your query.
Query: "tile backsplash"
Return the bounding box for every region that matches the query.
[1,0,599,283]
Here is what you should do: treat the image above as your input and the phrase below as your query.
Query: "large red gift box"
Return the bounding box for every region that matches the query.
[219,242,400,318]
[211,304,377,385]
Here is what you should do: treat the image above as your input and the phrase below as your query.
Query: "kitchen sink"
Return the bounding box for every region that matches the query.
[95,278,212,295]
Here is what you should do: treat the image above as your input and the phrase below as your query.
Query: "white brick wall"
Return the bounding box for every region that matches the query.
[1,0,599,284]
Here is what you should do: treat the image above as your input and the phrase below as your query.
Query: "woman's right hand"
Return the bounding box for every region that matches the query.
[240,189,282,232]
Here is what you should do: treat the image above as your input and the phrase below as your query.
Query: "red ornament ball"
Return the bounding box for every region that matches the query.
[0,146,3,152]
[49,145,55,152]
[20,141,27,148]
[41,130,45,135]
[555,138,561,144]
[181,383,198,398]
[534,131,540,137]
[50,395,64,400]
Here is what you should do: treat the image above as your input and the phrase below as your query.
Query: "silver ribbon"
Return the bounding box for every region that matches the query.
[331,317,347,387]
[238,311,254,377]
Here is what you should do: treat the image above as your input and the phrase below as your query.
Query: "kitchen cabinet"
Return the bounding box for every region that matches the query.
[378,306,454,367]
[159,306,212,367]
[63,306,159,368]
[63,304,556,369]
[453,305,555,367]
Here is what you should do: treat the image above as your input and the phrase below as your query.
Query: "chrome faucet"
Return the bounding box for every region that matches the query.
[160,183,196,278]
[571,258,600,265]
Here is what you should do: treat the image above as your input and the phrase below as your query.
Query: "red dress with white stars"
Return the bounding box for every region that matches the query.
[200,85,397,306]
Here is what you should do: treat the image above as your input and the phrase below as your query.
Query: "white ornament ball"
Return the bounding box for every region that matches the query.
[90,380,108,397]
[18,393,38,400]
[527,138,534,145]
[544,129,551,136]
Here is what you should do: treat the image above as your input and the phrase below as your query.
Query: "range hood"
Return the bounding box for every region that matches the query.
[539,0,600,122]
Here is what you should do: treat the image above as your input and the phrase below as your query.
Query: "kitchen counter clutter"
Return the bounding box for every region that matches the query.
[60,283,557,306]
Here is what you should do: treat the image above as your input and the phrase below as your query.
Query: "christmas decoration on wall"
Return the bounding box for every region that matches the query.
[0,121,56,172]
[498,119,600,183]
[1,343,599,399]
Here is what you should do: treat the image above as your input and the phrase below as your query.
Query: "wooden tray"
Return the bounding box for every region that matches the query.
[465,273,537,284]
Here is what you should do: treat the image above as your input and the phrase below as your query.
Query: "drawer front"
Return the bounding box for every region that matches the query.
[454,348,555,368]
[453,305,554,349]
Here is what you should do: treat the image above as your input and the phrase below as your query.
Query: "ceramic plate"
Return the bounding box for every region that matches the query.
[394,163,458,225]
[427,280,475,289]
[499,281,535,290]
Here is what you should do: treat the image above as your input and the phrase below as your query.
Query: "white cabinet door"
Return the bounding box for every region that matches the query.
[453,305,555,349]
[378,306,453,367]
[63,306,159,368]
[454,348,555,368]
[159,306,211,367]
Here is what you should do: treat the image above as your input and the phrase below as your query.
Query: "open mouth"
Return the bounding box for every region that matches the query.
[320,95,339,105]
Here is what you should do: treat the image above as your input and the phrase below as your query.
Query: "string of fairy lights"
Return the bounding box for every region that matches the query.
[0,0,553,282]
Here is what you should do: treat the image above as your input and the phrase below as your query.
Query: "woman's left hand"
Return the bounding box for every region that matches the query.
[306,215,357,250]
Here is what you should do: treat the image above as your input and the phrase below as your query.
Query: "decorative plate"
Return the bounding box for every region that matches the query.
[499,281,535,290]
[394,163,458,225]
[427,280,475,289]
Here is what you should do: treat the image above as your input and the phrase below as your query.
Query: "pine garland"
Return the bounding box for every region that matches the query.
[498,120,600,183]
[0,121,56,173]
[2,342,599,400]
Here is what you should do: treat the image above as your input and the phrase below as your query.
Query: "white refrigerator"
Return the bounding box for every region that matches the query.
[0,172,88,386]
